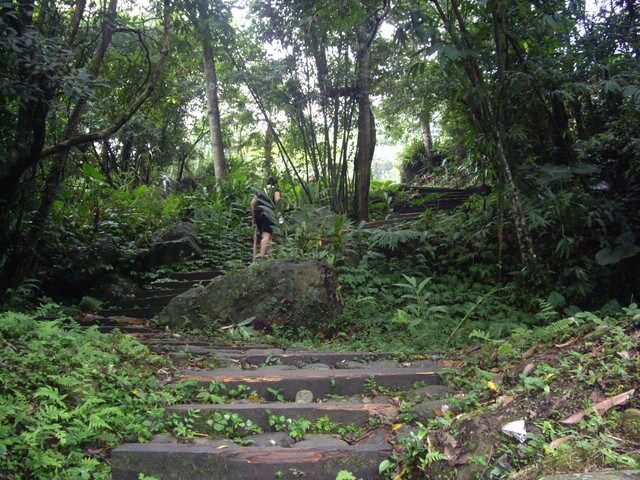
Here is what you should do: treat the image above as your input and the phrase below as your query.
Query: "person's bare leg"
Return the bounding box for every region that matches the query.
[260,232,272,258]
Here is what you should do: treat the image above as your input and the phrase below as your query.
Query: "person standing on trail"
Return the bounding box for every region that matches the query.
[250,176,281,259]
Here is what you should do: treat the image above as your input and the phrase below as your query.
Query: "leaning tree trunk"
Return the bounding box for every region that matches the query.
[264,124,274,177]
[197,2,225,181]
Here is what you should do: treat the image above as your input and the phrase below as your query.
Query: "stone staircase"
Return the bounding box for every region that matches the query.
[93,270,223,322]
[83,259,451,478]
[109,341,448,479]
[364,185,489,228]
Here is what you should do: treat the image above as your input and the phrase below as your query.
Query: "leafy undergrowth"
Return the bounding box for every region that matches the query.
[0,306,178,480]
[384,305,640,479]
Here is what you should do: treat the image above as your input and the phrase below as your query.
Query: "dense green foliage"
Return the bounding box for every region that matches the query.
[1,0,639,477]
[0,307,169,479]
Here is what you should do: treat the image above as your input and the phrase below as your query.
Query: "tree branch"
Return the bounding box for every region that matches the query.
[36,0,171,160]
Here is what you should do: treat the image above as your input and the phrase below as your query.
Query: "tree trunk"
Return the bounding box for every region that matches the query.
[264,124,274,177]
[352,1,389,221]
[197,2,226,181]
[419,110,434,163]
[353,32,375,221]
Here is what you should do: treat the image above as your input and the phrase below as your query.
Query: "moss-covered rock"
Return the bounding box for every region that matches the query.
[157,259,339,332]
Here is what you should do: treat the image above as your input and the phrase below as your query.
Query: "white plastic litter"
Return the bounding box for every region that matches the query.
[501,419,527,443]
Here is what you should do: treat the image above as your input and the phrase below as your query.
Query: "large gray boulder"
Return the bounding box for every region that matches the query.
[143,222,203,269]
[156,260,339,331]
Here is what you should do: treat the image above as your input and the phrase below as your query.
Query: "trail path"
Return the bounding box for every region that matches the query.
[85,271,450,479]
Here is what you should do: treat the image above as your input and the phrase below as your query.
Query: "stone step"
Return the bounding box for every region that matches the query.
[133,287,191,299]
[76,314,148,327]
[114,294,177,309]
[149,279,209,289]
[97,306,164,319]
[237,350,393,366]
[111,441,390,480]
[181,365,443,400]
[166,402,398,431]
[94,324,155,334]
[164,270,223,281]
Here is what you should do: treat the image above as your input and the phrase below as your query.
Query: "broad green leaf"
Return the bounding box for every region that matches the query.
[82,163,106,182]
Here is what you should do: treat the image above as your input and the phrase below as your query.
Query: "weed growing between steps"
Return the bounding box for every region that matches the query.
[381,306,640,479]
[164,406,365,445]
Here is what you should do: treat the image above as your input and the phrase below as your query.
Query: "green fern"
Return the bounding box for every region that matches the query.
[536,299,559,323]
[540,316,580,338]
[367,228,427,250]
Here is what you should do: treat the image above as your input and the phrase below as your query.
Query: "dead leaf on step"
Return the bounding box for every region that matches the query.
[402,362,412,367]
[560,389,636,424]
[522,363,535,376]
[441,360,463,367]
[547,437,571,451]
[618,351,630,359]
[391,423,404,431]
[555,337,578,348]
[497,395,516,407]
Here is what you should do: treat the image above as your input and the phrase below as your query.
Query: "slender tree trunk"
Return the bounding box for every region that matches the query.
[264,124,274,177]
[197,2,226,181]
[419,110,434,163]
[353,37,375,221]
[352,2,388,221]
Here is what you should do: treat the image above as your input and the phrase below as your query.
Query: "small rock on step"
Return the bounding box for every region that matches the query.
[244,432,295,447]
[295,390,314,403]
[411,398,452,421]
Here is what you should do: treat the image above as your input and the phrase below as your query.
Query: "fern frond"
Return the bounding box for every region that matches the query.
[541,317,580,337]
[87,414,111,431]
[33,386,67,406]
[537,299,558,323]
[367,229,427,250]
